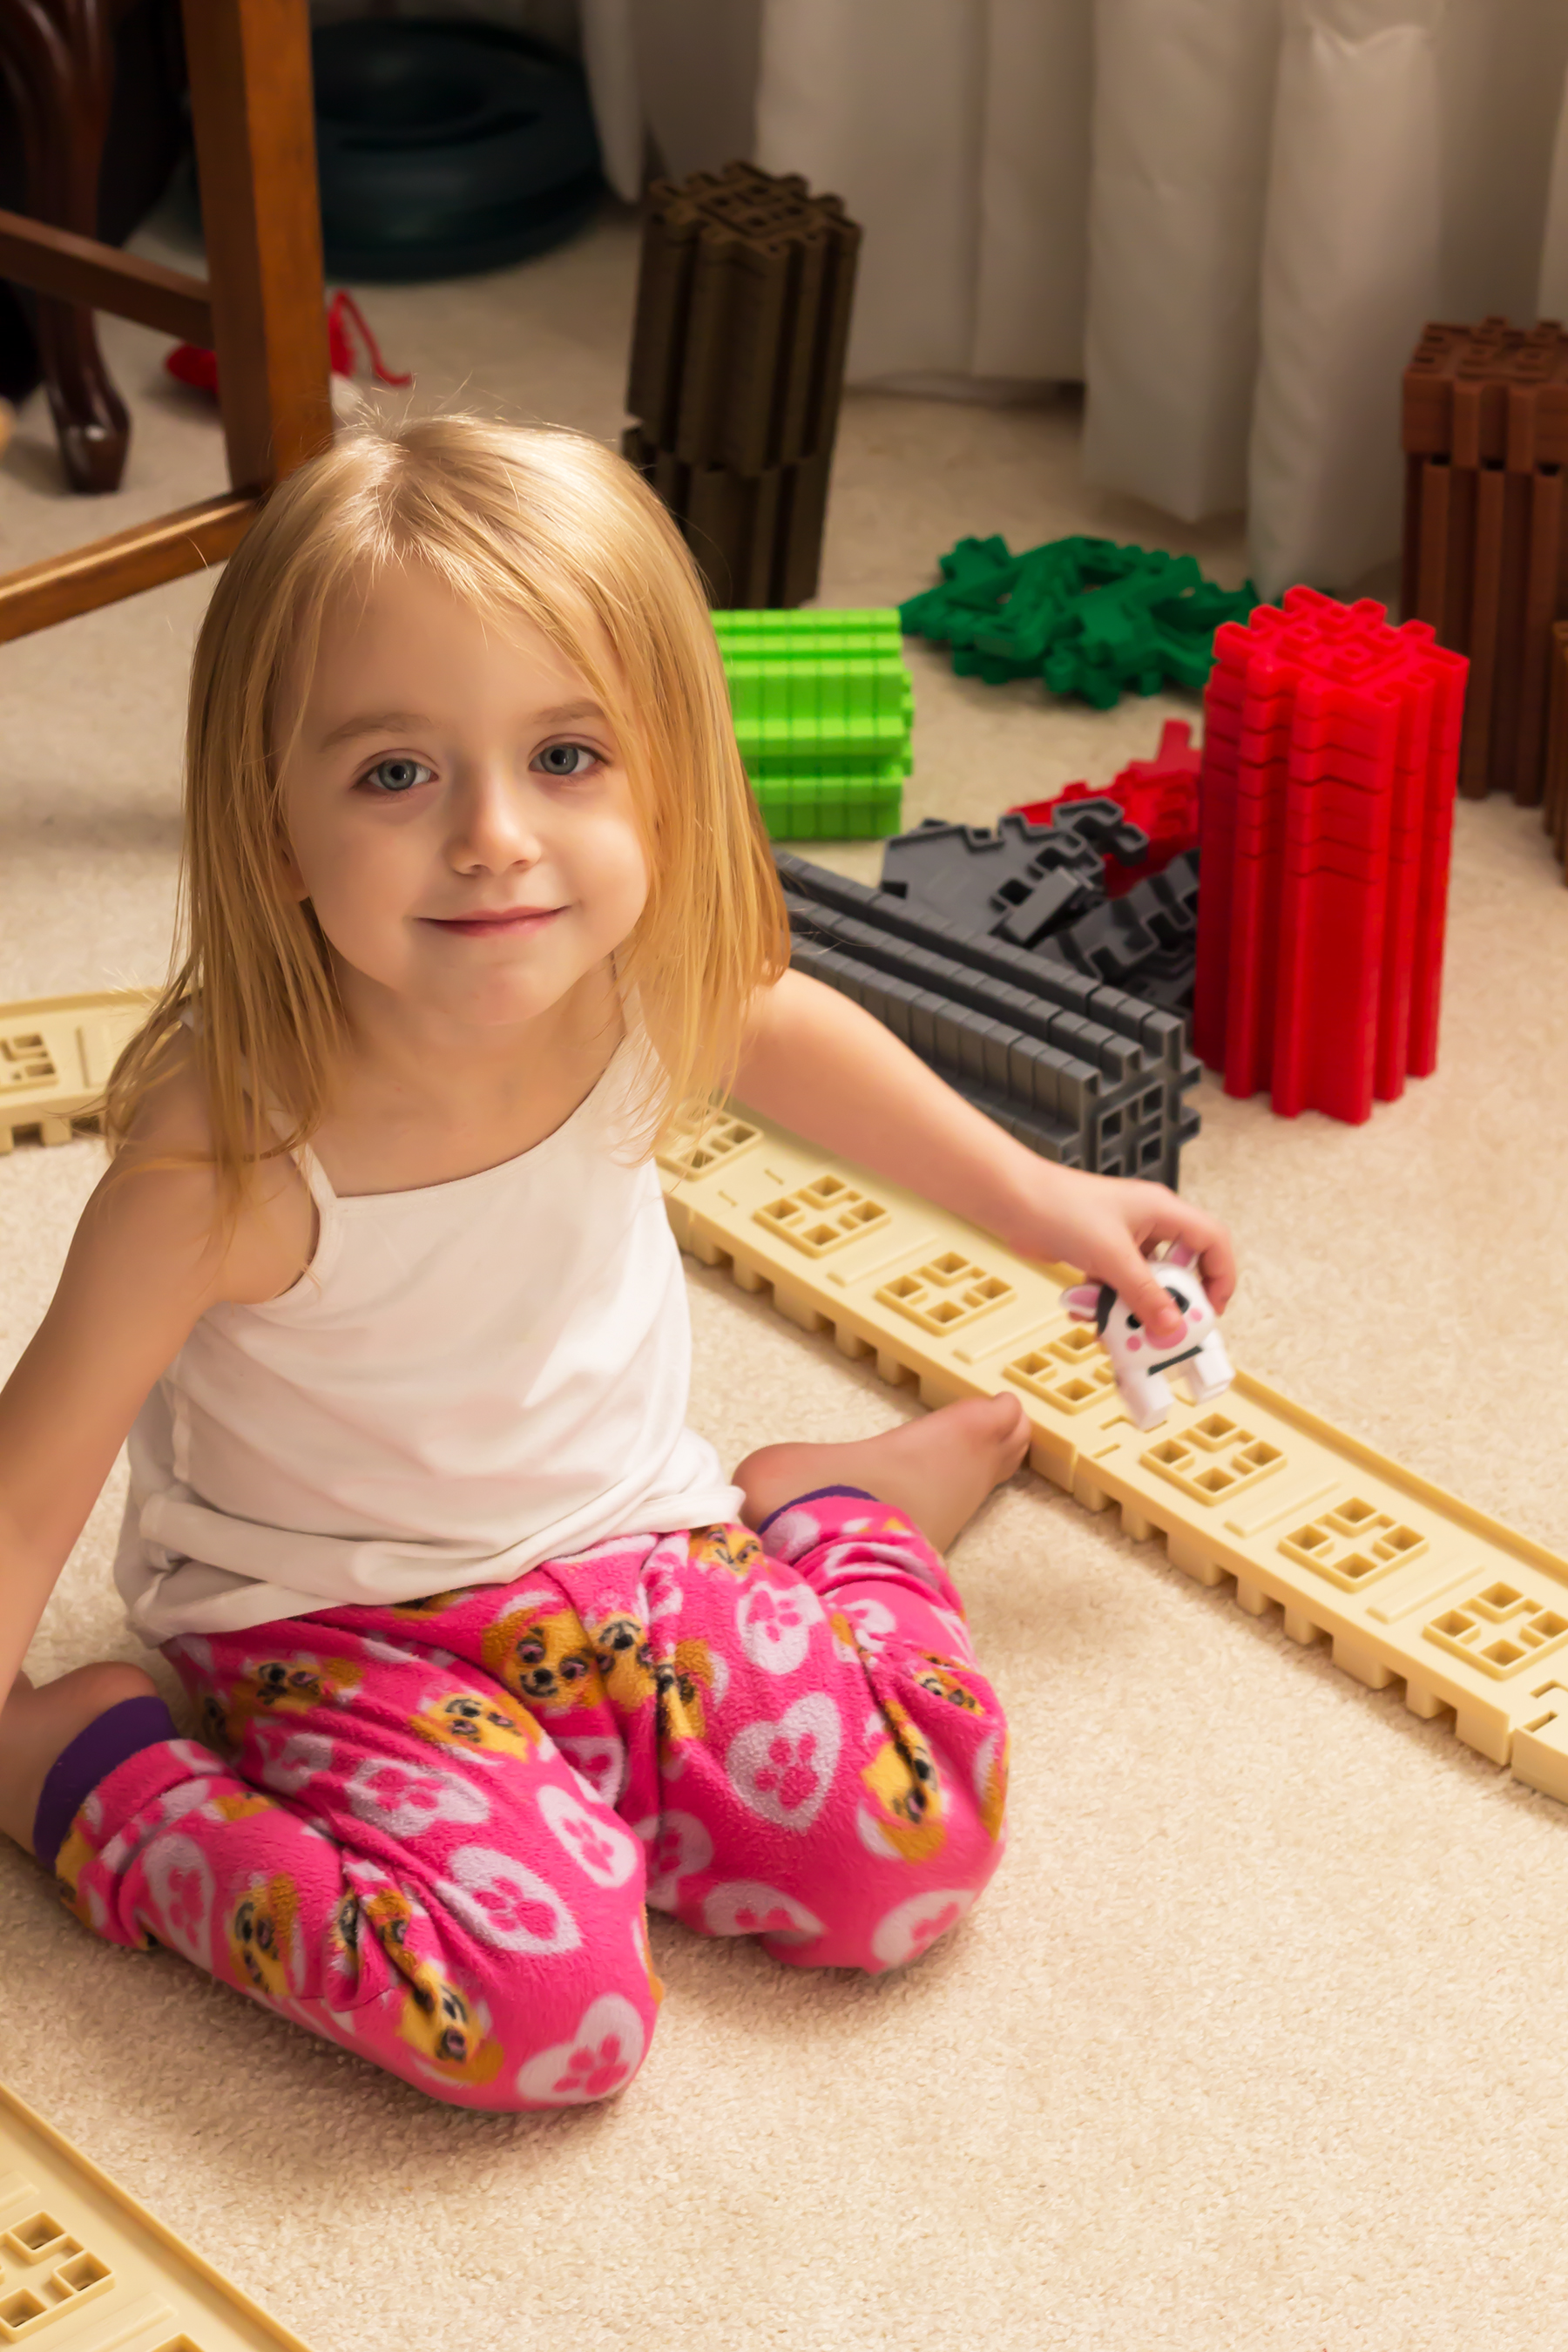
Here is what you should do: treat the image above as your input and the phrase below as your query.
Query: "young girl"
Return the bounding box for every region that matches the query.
[0,416,1233,2109]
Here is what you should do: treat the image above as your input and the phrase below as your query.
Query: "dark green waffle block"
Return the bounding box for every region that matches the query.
[714,608,913,840]
[900,534,1257,708]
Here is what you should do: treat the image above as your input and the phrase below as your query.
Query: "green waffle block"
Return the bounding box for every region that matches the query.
[715,607,913,837]
[751,774,906,841]
[900,535,1257,706]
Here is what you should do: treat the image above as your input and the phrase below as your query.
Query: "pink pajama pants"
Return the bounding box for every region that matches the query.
[46,1490,1009,2110]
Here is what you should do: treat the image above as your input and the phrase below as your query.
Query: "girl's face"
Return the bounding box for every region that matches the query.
[278,563,650,1031]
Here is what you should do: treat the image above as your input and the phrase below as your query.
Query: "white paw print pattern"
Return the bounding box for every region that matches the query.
[141,1835,216,1970]
[726,1693,841,1831]
[536,1784,642,1888]
[638,1810,713,1909]
[736,1579,823,1675]
[253,1726,335,1795]
[701,1882,825,1944]
[869,1886,977,1968]
[555,1731,627,1806]
[514,1994,647,2106]
[436,1844,581,1954]
[755,1504,822,1562]
[346,1755,490,1839]
[830,1597,898,1663]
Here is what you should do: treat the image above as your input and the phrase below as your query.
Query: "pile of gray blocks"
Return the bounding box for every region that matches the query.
[778,851,1200,1186]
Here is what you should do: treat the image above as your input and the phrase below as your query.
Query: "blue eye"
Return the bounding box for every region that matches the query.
[535,741,601,778]
[362,756,432,795]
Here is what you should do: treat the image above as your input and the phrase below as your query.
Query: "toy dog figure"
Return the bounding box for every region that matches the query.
[1061,1243,1233,1431]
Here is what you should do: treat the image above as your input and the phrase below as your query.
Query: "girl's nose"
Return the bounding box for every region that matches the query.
[447,766,542,871]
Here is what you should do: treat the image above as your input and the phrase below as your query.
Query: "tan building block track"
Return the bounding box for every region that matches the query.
[0,995,150,1154]
[10,992,1568,1809]
[658,1101,1568,1810]
[0,2079,311,2350]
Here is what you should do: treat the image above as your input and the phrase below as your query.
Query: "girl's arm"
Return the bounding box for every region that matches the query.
[0,1157,230,1704]
[0,1074,308,1705]
[733,967,1234,1347]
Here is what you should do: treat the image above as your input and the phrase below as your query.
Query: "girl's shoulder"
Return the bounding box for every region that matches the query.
[112,1027,315,1307]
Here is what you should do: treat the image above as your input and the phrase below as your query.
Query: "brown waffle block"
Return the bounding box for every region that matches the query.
[1401,317,1568,806]
[1544,618,1568,875]
[624,162,860,608]
[627,161,860,476]
[623,425,831,610]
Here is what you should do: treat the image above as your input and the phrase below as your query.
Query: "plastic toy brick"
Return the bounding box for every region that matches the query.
[1545,619,1568,875]
[626,162,861,477]
[778,852,1198,1186]
[659,1101,1568,1810]
[713,609,912,841]
[622,426,830,609]
[0,992,152,1154]
[624,163,860,611]
[898,535,1256,707]
[1193,587,1466,1124]
[1402,315,1568,805]
[0,2075,314,2349]
[880,804,1145,944]
[1010,719,1200,896]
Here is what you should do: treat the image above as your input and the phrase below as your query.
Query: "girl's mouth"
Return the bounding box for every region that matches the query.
[422,906,563,937]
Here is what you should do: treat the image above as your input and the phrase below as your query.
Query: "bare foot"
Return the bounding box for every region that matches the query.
[0,1661,159,1857]
[735,1392,1031,1556]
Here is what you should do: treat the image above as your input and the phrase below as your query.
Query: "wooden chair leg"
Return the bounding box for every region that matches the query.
[182,0,332,492]
[0,0,130,492]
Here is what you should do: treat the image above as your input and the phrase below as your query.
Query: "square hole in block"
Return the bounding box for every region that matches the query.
[1194,1466,1235,1493]
[0,2290,47,2327]
[7,2216,66,2256]
[1480,1582,1521,1609]
[1336,1497,1376,1526]
[929,1252,969,1279]
[1191,1414,1239,1445]
[54,2253,109,2293]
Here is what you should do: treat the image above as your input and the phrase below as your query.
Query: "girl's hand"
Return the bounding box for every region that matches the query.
[1016,1171,1236,1349]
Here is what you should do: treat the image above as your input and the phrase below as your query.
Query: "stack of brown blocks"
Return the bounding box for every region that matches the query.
[1546,619,1568,875]
[1401,318,1568,859]
[622,161,861,609]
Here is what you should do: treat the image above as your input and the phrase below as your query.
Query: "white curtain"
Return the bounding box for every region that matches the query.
[578,0,1568,598]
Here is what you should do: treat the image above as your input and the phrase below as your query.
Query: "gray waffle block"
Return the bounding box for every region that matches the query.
[779,851,1200,1186]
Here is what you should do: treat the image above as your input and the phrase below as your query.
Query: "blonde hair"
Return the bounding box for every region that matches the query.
[105,413,788,1206]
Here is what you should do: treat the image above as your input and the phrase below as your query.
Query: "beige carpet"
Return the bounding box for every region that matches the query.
[3,199,1568,2350]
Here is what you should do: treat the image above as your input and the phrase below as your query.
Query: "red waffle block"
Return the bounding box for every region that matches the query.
[1195,585,1468,1120]
[1272,855,1389,1121]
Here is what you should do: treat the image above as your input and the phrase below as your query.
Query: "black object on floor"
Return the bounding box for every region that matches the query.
[311,17,603,283]
[880,800,1198,1016]
[777,851,1200,1186]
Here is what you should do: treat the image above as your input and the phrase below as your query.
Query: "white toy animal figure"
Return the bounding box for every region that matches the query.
[1061,1244,1233,1432]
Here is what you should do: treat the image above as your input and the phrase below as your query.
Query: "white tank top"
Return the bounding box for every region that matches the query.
[113,1038,742,1642]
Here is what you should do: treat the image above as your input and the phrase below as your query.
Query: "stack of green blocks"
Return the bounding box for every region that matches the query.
[713,608,913,841]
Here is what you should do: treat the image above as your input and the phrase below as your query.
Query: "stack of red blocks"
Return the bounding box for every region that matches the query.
[1193,586,1468,1124]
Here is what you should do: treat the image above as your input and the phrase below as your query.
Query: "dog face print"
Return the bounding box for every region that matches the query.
[481,1599,603,1715]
